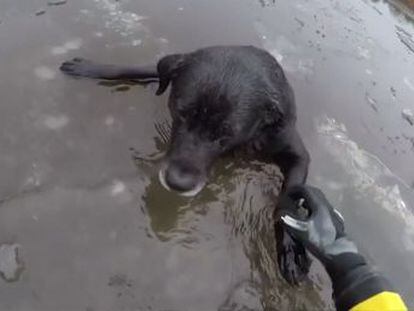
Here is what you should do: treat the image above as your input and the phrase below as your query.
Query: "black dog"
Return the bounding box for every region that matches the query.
[60,45,311,284]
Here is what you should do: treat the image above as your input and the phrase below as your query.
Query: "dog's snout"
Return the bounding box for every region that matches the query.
[165,165,199,192]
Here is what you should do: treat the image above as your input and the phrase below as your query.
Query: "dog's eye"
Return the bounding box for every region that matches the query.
[178,107,197,118]
[218,137,231,148]
[174,108,188,121]
[221,123,233,136]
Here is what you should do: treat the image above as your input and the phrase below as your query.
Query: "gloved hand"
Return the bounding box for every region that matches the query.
[276,185,358,269]
[277,185,394,311]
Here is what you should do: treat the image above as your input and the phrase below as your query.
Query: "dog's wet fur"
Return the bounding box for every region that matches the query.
[60,45,311,284]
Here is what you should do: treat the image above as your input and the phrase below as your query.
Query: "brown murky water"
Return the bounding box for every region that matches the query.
[0,0,413,310]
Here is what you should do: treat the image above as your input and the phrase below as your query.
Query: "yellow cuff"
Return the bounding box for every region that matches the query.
[350,291,407,311]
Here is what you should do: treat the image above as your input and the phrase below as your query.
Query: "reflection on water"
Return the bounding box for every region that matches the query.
[317,116,414,243]
[140,152,330,309]
[314,115,414,304]
[143,175,190,238]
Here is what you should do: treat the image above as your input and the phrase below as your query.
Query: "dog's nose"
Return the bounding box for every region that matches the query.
[165,165,199,192]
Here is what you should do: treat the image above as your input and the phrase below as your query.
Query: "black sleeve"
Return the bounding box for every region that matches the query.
[326,253,394,311]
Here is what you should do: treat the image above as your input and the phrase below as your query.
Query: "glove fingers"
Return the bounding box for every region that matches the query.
[281,214,308,232]
[276,195,310,238]
[285,185,325,216]
[275,195,301,221]
[331,208,346,237]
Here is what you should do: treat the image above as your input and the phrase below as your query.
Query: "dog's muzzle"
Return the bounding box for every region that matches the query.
[158,168,206,197]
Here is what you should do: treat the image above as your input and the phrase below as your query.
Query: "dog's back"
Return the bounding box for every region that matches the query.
[172,45,296,124]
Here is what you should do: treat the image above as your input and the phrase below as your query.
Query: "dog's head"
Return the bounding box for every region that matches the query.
[156,50,283,196]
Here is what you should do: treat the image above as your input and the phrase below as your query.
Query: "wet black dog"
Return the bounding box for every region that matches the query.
[60,45,311,284]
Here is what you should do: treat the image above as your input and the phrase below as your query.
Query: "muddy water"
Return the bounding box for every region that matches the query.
[0,0,413,310]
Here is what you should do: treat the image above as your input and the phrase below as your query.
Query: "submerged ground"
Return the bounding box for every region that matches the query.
[0,0,413,310]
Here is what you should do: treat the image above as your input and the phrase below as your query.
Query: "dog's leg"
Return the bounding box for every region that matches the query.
[60,58,158,81]
[261,126,311,284]
[274,219,310,284]
[269,126,310,191]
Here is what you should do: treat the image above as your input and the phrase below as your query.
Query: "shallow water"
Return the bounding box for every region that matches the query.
[0,0,413,310]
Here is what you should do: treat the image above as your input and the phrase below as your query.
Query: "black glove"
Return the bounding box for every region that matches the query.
[277,186,393,311]
[277,185,358,268]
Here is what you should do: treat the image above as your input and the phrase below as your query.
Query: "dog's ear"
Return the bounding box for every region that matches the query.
[156,54,186,95]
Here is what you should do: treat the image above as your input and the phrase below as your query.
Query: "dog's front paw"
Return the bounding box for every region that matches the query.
[60,58,98,78]
[275,222,311,285]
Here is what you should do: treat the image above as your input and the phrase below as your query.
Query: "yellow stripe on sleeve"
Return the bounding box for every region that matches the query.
[351,291,407,311]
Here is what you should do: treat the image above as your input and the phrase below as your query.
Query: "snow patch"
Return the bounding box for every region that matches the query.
[43,115,69,130]
[34,66,56,80]
[111,180,126,196]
